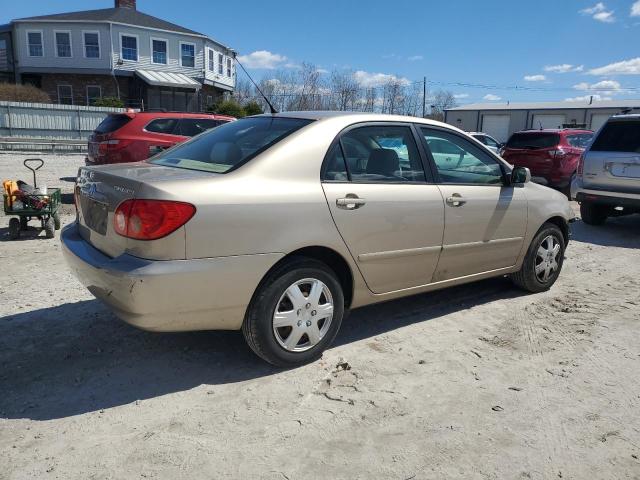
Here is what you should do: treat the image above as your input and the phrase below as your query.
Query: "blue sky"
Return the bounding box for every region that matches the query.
[4,0,640,104]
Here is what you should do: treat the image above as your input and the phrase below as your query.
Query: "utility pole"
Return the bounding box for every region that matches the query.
[422,76,427,118]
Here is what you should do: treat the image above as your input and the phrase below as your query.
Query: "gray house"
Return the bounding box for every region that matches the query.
[6,0,235,111]
[444,100,640,143]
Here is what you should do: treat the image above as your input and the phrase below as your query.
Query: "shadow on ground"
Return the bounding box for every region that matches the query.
[571,214,640,249]
[0,276,524,421]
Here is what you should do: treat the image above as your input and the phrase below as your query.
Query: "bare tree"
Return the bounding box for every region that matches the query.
[329,70,360,111]
[429,89,457,121]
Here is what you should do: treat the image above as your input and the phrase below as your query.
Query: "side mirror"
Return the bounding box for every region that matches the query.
[511,166,531,184]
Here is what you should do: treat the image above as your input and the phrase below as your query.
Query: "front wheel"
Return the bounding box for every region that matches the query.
[242,257,345,367]
[9,218,20,240]
[510,223,565,293]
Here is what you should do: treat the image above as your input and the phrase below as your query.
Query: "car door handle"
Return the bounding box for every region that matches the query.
[336,195,366,210]
[446,194,467,207]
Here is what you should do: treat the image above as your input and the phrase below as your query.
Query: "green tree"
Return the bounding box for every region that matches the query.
[243,101,263,116]
[209,99,246,118]
[93,97,125,108]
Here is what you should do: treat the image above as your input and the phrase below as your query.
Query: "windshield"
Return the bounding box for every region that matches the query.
[506,132,560,149]
[150,117,314,173]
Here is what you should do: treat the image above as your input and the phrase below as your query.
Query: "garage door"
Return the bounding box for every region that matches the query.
[531,114,566,130]
[480,115,510,143]
[590,113,611,132]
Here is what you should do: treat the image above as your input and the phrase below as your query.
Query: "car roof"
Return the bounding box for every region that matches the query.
[513,128,593,135]
[252,110,456,128]
[116,111,235,120]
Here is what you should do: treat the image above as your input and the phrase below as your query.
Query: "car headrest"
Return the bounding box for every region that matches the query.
[210,142,242,165]
[366,148,399,176]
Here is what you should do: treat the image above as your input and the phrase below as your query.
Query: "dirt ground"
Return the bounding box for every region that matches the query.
[1,154,639,480]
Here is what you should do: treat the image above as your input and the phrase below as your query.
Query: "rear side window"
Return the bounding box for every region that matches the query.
[150,117,313,173]
[145,118,179,135]
[506,132,560,149]
[175,118,221,137]
[591,121,640,153]
[94,114,131,134]
[565,133,593,148]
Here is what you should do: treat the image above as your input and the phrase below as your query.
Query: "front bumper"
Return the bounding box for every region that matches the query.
[61,223,283,332]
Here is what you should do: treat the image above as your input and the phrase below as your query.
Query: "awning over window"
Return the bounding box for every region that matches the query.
[135,70,201,90]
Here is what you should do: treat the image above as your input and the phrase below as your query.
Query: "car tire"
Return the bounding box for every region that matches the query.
[20,216,28,231]
[44,217,55,239]
[9,218,20,240]
[510,223,565,293]
[242,257,345,367]
[53,212,61,230]
[580,202,608,225]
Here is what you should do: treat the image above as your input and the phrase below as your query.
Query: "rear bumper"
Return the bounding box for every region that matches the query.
[571,177,640,209]
[61,223,283,332]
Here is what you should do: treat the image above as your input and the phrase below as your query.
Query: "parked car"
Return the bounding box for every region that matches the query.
[571,114,640,225]
[62,112,574,367]
[86,112,235,165]
[469,132,503,153]
[501,129,593,192]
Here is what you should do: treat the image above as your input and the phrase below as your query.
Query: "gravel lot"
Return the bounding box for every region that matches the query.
[1,154,639,479]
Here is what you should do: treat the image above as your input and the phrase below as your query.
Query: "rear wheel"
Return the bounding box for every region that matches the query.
[20,216,28,231]
[53,212,61,230]
[44,217,55,239]
[580,202,608,225]
[9,218,20,240]
[242,257,344,367]
[510,223,565,293]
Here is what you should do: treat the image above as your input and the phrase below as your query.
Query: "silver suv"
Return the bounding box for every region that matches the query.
[572,114,640,225]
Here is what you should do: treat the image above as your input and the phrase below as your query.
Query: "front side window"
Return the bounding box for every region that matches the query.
[422,128,504,185]
[145,118,179,135]
[121,35,137,61]
[86,85,101,105]
[591,121,640,153]
[327,125,426,183]
[218,53,223,75]
[55,31,71,58]
[180,43,195,67]
[483,136,500,148]
[57,85,73,105]
[84,32,100,58]
[27,31,43,57]
[151,117,313,173]
[152,39,167,64]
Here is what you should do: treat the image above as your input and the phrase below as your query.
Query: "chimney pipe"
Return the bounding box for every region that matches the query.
[115,0,136,9]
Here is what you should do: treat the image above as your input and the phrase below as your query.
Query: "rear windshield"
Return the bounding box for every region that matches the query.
[94,114,132,134]
[506,132,560,149]
[566,133,593,148]
[150,117,313,173]
[590,121,640,153]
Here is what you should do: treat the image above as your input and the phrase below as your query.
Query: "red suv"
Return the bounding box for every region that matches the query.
[501,129,593,191]
[87,112,235,165]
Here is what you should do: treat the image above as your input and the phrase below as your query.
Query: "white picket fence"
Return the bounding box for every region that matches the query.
[0,101,125,140]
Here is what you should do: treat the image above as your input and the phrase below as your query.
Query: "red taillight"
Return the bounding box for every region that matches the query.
[577,153,585,176]
[114,199,196,240]
[550,148,566,158]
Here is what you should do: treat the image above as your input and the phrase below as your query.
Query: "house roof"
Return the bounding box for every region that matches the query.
[446,100,640,111]
[14,7,206,37]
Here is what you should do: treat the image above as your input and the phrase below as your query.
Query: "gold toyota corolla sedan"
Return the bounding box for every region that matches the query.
[62,112,575,366]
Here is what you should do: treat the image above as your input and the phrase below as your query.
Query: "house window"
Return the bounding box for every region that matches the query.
[218,53,223,75]
[180,42,195,68]
[151,38,167,64]
[121,34,138,61]
[208,49,214,71]
[0,39,7,70]
[55,31,72,58]
[27,31,43,57]
[86,85,102,105]
[57,85,73,105]
[83,31,100,58]
[226,57,232,77]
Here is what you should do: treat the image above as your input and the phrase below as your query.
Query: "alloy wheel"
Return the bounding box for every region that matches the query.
[534,235,561,283]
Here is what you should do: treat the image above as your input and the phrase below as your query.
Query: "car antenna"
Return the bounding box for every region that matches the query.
[235,57,278,115]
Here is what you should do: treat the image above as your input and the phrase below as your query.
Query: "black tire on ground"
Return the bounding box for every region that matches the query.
[9,218,20,240]
[242,256,345,367]
[510,223,565,293]
[44,217,55,239]
[20,216,28,231]
[580,202,608,225]
[53,211,61,230]
[562,173,576,199]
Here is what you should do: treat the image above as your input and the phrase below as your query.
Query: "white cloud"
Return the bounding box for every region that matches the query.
[483,94,502,101]
[580,2,615,22]
[565,94,613,102]
[588,57,640,75]
[236,50,288,69]
[453,93,470,99]
[572,80,622,96]
[353,70,410,87]
[632,1,640,16]
[407,55,424,61]
[573,82,591,91]
[544,64,584,73]
[316,68,329,74]
[524,74,547,82]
